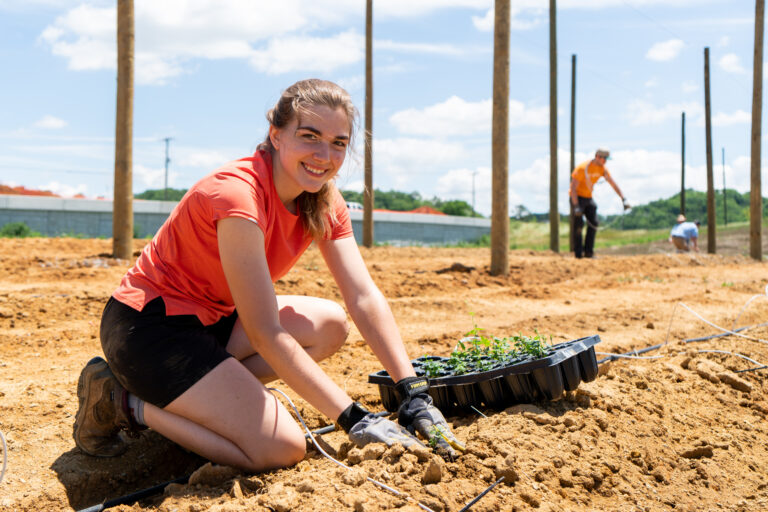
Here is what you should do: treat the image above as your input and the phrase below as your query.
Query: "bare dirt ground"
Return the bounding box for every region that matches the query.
[1,237,768,512]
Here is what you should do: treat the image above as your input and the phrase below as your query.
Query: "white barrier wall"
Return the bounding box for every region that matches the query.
[0,195,490,246]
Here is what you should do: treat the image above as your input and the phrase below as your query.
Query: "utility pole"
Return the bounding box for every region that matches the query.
[681,112,685,215]
[163,137,173,201]
[363,0,374,247]
[113,0,134,259]
[548,0,559,253]
[722,147,727,225]
[569,54,576,252]
[472,170,477,216]
[490,0,510,276]
[704,47,716,254]
[750,0,764,260]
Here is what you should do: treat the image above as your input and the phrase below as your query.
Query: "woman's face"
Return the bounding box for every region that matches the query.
[270,104,350,201]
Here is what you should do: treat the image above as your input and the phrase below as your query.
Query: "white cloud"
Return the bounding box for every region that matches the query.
[435,167,491,214]
[719,53,747,74]
[712,110,751,126]
[33,115,68,129]
[250,31,363,75]
[375,40,467,57]
[645,78,659,88]
[376,0,490,18]
[43,180,88,198]
[718,36,730,47]
[472,6,542,32]
[177,150,233,169]
[645,39,685,62]
[681,81,698,94]
[389,96,548,137]
[626,99,702,126]
[471,8,494,31]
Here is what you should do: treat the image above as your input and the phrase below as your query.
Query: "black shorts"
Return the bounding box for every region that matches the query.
[100,296,237,408]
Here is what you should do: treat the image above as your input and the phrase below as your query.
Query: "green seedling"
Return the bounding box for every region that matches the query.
[422,357,444,378]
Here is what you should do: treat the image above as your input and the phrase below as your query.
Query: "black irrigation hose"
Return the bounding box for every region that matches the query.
[458,476,505,512]
[597,322,767,365]
[76,412,389,512]
[77,475,190,512]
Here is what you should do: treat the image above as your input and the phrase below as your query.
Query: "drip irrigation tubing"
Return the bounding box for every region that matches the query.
[458,476,505,512]
[75,410,389,512]
[597,321,768,366]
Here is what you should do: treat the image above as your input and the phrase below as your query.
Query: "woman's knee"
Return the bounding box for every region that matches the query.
[243,427,306,471]
[323,301,350,353]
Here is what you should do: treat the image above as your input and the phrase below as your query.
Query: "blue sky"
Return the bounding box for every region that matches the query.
[0,0,761,216]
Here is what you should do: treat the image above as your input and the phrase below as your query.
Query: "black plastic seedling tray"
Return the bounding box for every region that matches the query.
[369,335,601,413]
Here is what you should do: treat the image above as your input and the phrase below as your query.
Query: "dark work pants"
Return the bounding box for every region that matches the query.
[573,196,598,258]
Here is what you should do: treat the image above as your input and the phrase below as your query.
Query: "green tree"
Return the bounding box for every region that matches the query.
[135,188,188,201]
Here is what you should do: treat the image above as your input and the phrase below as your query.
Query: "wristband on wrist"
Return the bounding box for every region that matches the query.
[337,402,370,433]
[395,376,429,401]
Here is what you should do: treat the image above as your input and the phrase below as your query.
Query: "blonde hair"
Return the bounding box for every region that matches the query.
[258,79,358,239]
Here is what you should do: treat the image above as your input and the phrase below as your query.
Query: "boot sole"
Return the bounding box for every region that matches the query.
[73,356,126,457]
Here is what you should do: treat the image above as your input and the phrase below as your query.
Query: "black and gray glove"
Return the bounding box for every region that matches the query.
[395,377,466,460]
[573,206,583,216]
[337,402,424,449]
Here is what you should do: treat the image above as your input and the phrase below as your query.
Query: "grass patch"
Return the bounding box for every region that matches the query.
[450,220,670,250]
[0,222,42,238]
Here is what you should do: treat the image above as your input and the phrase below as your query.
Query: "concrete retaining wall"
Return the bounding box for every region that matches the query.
[0,195,490,246]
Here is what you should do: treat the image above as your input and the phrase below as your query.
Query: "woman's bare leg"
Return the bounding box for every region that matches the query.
[226,295,350,381]
[142,357,306,472]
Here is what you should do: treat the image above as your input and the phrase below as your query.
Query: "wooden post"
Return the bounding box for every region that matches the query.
[491,0,510,276]
[113,0,134,260]
[548,0,559,253]
[363,0,374,247]
[681,112,685,215]
[704,47,716,253]
[569,54,576,252]
[722,147,727,225]
[751,0,764,260]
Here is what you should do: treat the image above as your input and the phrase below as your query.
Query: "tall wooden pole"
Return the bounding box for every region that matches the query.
[681,112,686,215]
[751,0,764,260]
[722,148,728,225]
[113,0,134,259]
[548,0,559,253]
[704,47,716,253]
[569,54,576,252]
[491,0,510,276]
[363,0,374,247]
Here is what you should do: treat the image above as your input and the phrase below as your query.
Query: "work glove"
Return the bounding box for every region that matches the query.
[622,198,631,210]
[573,206,582,216]
[338,402,425,449]
[396,377,466,461]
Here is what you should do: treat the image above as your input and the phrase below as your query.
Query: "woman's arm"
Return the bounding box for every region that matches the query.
[217,217,352,420]
[318,236,416,383]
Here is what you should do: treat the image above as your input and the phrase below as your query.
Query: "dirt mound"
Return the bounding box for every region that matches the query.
[1,239,767,511]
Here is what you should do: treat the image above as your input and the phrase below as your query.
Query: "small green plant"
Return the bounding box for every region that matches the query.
[511,330,550,358]
[422,357,444,378]
[721,281,734,287]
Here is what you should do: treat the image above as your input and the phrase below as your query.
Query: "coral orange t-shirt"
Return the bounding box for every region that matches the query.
[113,150,353,325]
[571,160,611,198]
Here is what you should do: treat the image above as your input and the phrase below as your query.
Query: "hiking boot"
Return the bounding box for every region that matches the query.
[73,356,137,457]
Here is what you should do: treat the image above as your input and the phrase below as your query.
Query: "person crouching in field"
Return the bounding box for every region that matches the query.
[669,214,700,253]
[73,78,464,471]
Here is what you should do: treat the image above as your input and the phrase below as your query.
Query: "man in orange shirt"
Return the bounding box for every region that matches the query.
[570,148,629,258]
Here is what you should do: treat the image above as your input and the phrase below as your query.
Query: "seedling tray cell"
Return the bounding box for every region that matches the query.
[369,335,601,413]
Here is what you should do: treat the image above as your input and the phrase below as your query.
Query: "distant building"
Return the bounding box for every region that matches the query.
[346,201,363,210]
